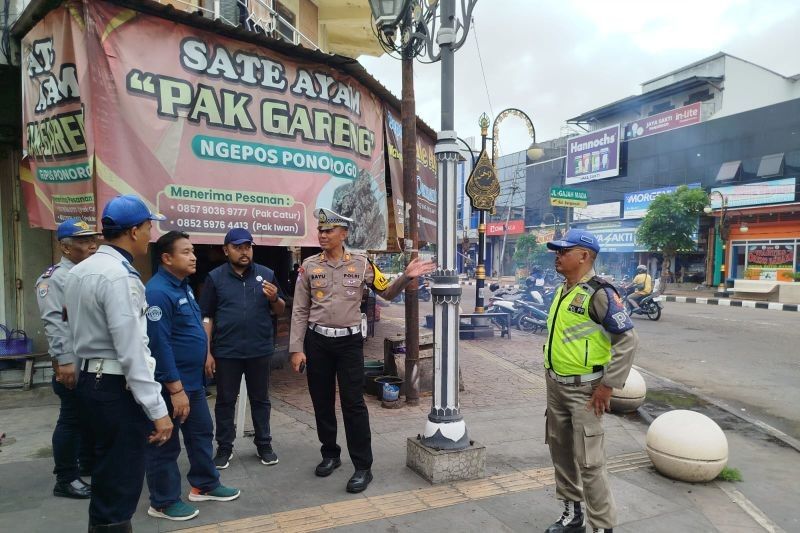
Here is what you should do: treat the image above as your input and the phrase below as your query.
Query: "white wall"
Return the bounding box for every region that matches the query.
[711,56,800,120]
[642,55,726,93]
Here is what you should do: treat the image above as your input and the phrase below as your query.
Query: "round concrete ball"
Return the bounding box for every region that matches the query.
[610,368,646,413]
[646,410,728,482]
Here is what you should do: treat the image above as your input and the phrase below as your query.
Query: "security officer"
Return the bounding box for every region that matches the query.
[145,231,240,522]
[64,195,174,532]
[289,208,435,493]
[542,229,638,533]
[35,218,99,499]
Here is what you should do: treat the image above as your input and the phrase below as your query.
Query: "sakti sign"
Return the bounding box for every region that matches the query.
[624,103,702,140]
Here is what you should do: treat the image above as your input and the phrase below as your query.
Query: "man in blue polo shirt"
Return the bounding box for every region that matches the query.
[200,227,286,469]
[145,231,240,521]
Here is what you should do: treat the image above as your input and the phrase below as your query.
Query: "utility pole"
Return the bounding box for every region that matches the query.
[401,8,420,406]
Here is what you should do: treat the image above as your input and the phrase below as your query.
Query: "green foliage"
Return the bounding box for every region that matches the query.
[636,186,709,257]
[717,466,743,482]
[513,233,550,269]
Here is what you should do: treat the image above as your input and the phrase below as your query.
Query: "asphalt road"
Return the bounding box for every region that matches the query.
[454,286,800,441]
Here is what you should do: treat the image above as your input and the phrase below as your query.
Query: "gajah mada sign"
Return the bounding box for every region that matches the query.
[486,219,525,236]
[550,186,588,208]
[565,124,621,185]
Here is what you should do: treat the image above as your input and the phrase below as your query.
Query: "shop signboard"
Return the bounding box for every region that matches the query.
[385,108,438,243]
[573,201,621,221]
[550,186,588,208]
[711,178,796,209]
[623,182,701,219]
[21,2,389,249]
[579,221,643,253]
[486,219,525,236]
[623,102,702,140]
[565,124,621,184]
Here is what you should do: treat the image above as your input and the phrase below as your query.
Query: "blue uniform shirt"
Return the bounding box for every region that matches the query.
[145,268,207,391]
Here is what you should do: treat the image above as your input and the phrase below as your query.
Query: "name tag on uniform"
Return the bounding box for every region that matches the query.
[568,293,586,314]
[178,297,188,306]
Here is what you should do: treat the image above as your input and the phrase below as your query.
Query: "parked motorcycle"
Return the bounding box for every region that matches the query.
[514,299,548,333]
[487,284,549,333]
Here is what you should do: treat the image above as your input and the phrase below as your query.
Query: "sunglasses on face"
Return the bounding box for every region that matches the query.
[554,248,582,256]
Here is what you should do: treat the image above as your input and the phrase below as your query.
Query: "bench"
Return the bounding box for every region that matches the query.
[732,280,780,301]
[0,352,47,390]
[459,312,511,338]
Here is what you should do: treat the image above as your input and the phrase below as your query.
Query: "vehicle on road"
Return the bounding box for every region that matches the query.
[620,279,664,321]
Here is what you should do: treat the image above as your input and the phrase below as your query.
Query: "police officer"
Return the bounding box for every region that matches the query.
[289,208,434,493]
[64,195,174,532]
[200,227,285,469]
[35,218,99,499]
[145,231,240,522]
[542,229,638,533]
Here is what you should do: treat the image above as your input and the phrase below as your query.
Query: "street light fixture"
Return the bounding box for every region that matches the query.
[540,212,561,239]
[705,190,728,292]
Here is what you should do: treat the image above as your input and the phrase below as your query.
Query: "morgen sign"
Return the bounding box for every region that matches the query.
[623,183,701,219]
[565,124,621,185]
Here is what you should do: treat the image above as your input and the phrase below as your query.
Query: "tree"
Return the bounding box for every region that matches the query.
[636,186,708,284]
[513,233,550,272]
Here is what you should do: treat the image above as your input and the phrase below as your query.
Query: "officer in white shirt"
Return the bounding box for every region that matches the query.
[64,195,173,532]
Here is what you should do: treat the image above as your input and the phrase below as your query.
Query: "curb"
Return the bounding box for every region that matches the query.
[664,295,799,312]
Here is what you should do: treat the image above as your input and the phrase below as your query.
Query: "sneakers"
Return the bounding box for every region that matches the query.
[147,501,199,521]
[592,529,612,533]
[213,447,233,470]
[545,500,585,532]
[257,444,279,466]
[188,485,241,502]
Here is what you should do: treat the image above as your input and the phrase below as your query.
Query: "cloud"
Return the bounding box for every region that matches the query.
[359,0,800,155]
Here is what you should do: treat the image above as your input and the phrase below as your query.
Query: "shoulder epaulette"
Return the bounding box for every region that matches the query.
[40,264,60,279]
[122,261,141,278]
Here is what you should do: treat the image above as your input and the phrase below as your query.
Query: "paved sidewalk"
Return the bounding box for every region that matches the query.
[0,303,797,532]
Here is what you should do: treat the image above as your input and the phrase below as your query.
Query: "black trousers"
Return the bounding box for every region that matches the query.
[76,371,149,527]
[214,355,272,449]
[52,376,93,483]
[305,330,372,470]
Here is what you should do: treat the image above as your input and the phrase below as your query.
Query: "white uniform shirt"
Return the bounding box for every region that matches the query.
[35,257,76,366]
[64,245,167,421]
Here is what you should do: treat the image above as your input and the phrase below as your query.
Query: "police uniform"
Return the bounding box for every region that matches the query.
[289,209,408,482]
[64,197,168,530]
[35,218,99,499]
[543,234,638,532]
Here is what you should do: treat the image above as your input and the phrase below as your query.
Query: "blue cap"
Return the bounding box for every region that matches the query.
[224,227,253,245]
[546,229,600,254]
[101,195,166,230]
[56,218,100,240]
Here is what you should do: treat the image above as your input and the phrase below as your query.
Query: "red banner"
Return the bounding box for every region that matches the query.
[486,219,525,236]
[384,108,438,244]
[21,1,388,249]
[624,102,702,141]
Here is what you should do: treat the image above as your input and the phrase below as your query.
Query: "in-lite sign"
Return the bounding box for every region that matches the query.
[624,102,702,140]
[565,124,621,185]
[550,186,588,208]
[623,183,701,219]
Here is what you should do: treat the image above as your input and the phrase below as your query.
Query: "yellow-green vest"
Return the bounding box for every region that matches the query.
[544,282,611,376]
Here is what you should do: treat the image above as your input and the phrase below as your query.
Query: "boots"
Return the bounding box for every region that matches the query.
[545,500,585,532]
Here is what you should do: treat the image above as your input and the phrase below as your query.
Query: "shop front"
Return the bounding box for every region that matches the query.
[726,215,800,282]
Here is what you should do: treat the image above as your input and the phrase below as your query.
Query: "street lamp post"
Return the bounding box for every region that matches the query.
[540,212,561,239]
[704,191,728,292]
[370,0,478,451]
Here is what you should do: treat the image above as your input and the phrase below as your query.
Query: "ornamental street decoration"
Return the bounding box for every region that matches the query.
[465,149,500,211]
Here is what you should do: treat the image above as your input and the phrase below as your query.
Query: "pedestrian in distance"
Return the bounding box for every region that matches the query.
[289,208,435,493]
[35,218,100,500]
[144,231,240,521]
[200,227,285,469]
[542,229,638,533]
[64,195,174,532]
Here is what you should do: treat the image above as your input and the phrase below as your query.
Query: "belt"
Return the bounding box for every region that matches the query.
[309,323,361,338]
[81,358,125,376]
[547,369,603,386]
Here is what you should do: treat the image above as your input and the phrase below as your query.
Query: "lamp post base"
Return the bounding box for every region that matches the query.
[407,437,485,484]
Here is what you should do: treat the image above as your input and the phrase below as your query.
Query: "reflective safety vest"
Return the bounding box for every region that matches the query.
[544,281,611,376]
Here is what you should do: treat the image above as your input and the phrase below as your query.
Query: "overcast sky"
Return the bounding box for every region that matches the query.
[358,0,800,156]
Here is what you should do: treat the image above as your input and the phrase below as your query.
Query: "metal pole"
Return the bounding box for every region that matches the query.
[422,0,469,451]
[401,9,420,406]
[475,129,488,312]
[497,170,520,281]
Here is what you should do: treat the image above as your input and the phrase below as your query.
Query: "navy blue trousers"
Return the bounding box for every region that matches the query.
[52,376,93,483]
[146,389,219,508]
[214,355,272,449]
[77,371,149,526]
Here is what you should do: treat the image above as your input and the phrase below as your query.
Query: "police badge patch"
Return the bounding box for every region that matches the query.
[37,283,49,298]
[145,306,163,321]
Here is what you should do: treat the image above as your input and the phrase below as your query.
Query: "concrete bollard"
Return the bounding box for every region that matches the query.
[646,409,728,482]
[610,367,646,413]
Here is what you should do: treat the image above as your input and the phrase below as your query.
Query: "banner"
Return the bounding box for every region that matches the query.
[623,182,701,219]
[22,2,388,249]
[624,103,702,141]
[21,5,96,226]
[565,124,620,184]
[573,201,620,221]
[384,108,438,244]
[711,178,796,209]
[486,219,525,236]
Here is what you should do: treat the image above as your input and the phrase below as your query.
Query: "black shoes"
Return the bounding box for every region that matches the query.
[53,478,91,499]
[214,447,234,470]
[545,500,585,533]
[315,457,342,477]
[257,445,279,466]
[346,469,373,493]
